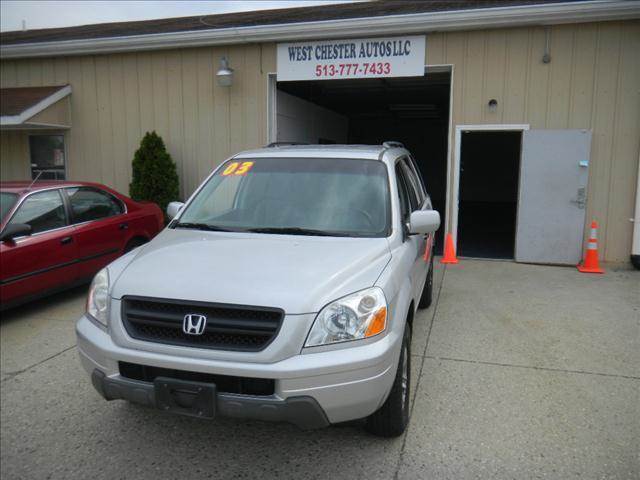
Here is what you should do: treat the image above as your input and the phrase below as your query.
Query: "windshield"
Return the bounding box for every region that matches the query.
[175,157,390,237]
[1,192,18,222]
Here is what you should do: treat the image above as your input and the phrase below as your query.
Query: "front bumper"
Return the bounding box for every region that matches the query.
[77,314,401,425]
[91,369,329,429]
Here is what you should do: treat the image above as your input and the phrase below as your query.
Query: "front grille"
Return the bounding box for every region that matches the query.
[119,362,275,396]
[121,296,284,351]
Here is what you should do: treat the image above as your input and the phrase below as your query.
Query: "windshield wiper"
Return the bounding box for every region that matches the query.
[174,223,353,236]
[173,222,238,232]
[247,227,351,237]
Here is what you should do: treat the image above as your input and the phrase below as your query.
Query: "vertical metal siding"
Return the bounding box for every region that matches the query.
[1,45,271,198]
[0,131,30,180]
[0,21,638,262]
[432,21,640,262]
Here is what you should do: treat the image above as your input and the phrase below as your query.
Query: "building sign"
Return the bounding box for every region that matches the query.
[277,35,426,81]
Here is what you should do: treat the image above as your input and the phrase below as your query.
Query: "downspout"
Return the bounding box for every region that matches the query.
[631,152,640,269]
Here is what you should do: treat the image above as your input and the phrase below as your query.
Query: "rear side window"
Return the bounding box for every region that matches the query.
[406,155,426,203]
[399,159,420,211]
[1,192,17,221]
[66,187,124,223]
[9,190,67,234]
[395,163,411,222]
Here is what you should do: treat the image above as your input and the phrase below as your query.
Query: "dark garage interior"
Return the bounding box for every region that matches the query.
[457,131,522,259]
[276,72,450,252]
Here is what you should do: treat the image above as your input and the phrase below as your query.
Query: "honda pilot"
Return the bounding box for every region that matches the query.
[76,142,440,437]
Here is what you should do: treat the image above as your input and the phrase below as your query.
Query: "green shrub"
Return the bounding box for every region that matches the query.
[129,131,179,219]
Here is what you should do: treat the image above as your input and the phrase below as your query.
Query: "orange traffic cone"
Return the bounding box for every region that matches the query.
[577,221,604,274]
[440,233,459,264]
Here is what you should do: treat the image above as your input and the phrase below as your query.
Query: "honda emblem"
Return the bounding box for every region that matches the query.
[183,314,207,335]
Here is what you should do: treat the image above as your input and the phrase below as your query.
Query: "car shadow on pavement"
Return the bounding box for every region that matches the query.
[97,399,402,479]
[0,285,88,324]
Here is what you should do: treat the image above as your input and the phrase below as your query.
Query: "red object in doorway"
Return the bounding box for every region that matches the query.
[440,233,459,264]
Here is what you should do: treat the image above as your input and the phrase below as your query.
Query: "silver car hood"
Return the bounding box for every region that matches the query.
[111,229,391,314]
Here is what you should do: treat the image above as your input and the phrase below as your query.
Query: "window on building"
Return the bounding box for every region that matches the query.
[29,135,66,180]
[9,190,67,234]
[66,187,124,223]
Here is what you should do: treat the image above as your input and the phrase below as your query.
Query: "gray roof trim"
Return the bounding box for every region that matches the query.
[1,1,638,59]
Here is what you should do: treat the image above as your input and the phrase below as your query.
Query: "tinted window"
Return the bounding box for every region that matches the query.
[399,159,420,212]
[187,175,243,220]
[178,158,390,237]
[1,192,17,221]
[395,163,411,222]
[67,187,124,223]
[10,190,66,234]
[406,155,426,202]
[29,135,66,180]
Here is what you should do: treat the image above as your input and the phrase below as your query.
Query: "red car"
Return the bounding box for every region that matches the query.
[0,181,164,310]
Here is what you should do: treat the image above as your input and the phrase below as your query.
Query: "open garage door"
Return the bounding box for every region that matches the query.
[275,71,451,252]
[515,129,592,265]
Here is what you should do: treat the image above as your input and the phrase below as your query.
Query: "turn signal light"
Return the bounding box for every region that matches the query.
[365,306,387,338]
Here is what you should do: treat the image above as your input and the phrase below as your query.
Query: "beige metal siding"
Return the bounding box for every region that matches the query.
[1,45,270,197]
[0,131,30,180]
[1,20,638,262]
[426,21,640,263]
[26,97,71,127]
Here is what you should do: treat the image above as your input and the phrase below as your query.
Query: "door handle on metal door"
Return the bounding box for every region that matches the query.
[119,223,129,230]
[60,236,73,245]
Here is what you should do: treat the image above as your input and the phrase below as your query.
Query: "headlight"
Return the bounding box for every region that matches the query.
[305,287,387,347]
[87,268,109,327]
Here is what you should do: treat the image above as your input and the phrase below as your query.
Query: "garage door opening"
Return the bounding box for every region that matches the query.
[457,131,522,259]
[275,71,450,252]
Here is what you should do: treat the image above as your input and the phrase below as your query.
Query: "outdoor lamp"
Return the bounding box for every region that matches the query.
[216,57,234,87]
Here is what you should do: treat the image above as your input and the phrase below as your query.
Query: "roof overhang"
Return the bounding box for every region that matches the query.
[0,85,72,130]
[1,1,638,59]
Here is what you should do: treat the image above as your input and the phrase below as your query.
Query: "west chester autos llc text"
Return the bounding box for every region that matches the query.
[276,36,426,81]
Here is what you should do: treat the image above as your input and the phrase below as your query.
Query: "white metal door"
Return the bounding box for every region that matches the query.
[515,129,592,265]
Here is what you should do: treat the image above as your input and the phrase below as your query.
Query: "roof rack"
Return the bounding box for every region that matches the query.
[382,141,405,149]
[265,142,309,148]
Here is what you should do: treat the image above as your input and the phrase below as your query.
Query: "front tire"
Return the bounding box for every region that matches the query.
[365,324,411,437]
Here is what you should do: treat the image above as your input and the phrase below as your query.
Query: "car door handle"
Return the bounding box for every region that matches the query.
[60,236,73,245]
[119,223,129,230]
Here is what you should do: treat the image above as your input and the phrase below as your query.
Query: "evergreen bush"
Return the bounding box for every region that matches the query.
[129,131,179,219]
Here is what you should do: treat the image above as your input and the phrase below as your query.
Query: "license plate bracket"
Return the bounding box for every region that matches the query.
[154,377,216,419]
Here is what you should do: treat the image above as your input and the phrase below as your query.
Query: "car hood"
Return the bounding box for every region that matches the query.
[111,229,391,314]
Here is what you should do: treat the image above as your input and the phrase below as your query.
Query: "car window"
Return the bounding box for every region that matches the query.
[178,157,390,237]
[187,175,243,220]
[395,162,411,222]
[66,187,124,223]
[399,158,420,211]
[1,192,18,221]
[9,190,67,234]
[406,155,426,203]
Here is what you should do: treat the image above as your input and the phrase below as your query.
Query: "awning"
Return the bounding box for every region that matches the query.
[0,85,71,130]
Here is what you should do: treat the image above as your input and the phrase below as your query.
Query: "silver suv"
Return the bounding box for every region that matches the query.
[77,143,440,437]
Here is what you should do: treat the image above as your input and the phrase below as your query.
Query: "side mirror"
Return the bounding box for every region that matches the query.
[408,210,440,235]
[0,223,32,241]
[166,201,185,220]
